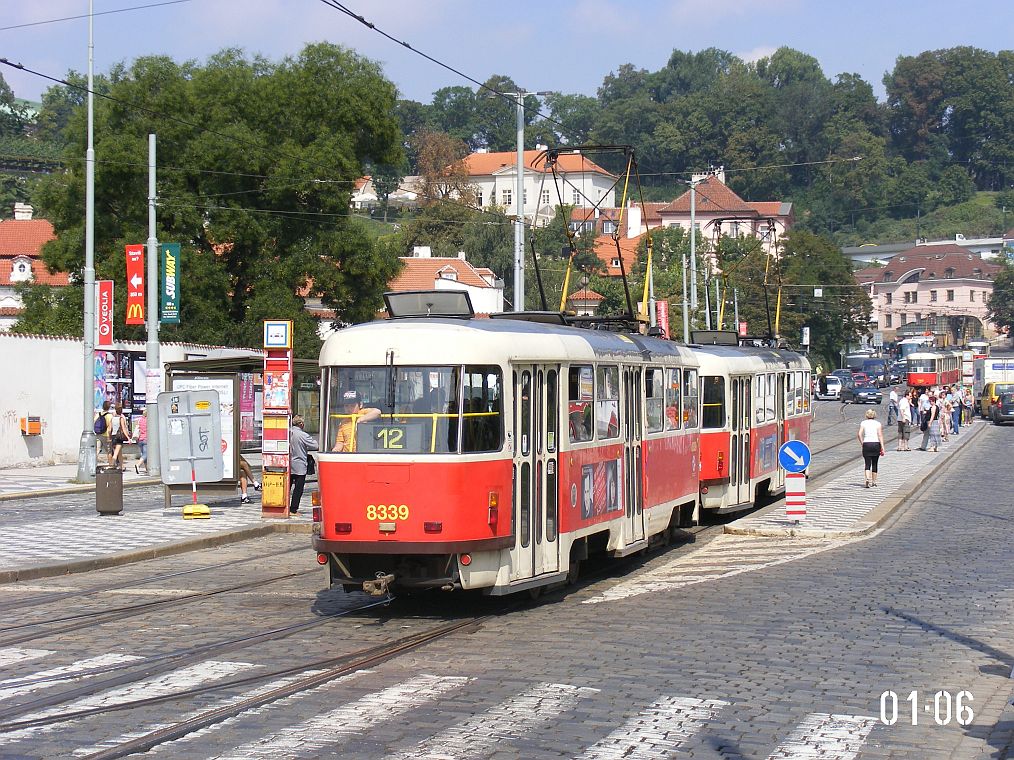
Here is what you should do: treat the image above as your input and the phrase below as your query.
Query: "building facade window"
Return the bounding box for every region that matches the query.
[946,290,954,301]
[970,291,975,302]
[541,189,550,206]
[572,189,581,206]
[602,221,616,234]
[885,293,892,305]
[476,191,483,207]
[523,190,527,206]
[930,290,937,302]
[611,258,620,268]
[885,314,892,327]
[502,189,512,206]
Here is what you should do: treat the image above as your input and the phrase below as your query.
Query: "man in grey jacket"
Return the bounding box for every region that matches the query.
[289,415,319,514]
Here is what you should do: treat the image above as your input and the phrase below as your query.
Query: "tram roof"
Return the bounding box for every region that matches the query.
[319,316,700,367]
[690,343,810,373]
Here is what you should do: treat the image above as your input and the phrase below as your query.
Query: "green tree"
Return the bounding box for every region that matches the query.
[20,44,403,347]
[370,160,406,222]
[986,253,1014,334]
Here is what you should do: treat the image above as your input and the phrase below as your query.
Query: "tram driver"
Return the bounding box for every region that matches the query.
[332,391,381,453]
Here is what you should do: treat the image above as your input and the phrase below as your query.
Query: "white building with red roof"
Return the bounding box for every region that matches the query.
[464,149,617,224]
[853,243,1002,341]
[0,204,65,330]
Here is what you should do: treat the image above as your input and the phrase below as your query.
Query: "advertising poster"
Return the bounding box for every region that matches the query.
[124,244,145,324]
[96,280,114,347]
[579,459,623,519]
[160,243,181,324]
[263,371,291,411]
[172,376,234,480]
[239,373,256,445]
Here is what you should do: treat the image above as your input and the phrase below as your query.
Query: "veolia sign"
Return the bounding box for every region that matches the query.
[97,280,114,347]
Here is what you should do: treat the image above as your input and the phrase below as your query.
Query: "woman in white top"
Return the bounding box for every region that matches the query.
[857,408,885,488]
[896,393,912,451]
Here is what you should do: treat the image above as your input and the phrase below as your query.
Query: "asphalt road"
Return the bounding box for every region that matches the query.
[0,416,1010,759]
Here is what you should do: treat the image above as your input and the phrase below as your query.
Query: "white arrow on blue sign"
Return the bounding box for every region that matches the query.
[778,440,811,473]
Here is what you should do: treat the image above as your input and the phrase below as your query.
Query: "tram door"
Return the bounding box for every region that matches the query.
[774,373,786,492]
[730,376,752,507]
[509,365,560,582]
[622,366,645,543]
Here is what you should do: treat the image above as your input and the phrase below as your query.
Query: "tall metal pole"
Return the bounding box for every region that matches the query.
[145,134,161,476]
[681,248,690,343]
[733,288,740,334]
[703,272,712,330]
[514,92,525,312]
[689,182,697,322]
[76,0,96,483]
[714,279,721,330]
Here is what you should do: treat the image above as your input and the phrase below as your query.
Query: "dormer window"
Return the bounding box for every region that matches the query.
[437,267,458,281]
[944,267,955,278]
[883,271,893,282]
[928,272,936,279]
[611,258,621,268]
[10,256,33,283]
[602,220,616,235]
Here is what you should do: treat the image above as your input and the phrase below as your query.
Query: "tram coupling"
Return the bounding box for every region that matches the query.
[363,572,396,597]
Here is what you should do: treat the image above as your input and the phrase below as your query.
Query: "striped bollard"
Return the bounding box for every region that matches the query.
[785,472,806,523]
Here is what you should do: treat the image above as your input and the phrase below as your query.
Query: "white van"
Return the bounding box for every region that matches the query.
[815,375,842,400]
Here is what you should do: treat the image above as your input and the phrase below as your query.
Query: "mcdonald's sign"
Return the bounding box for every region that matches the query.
[125,244,145,325]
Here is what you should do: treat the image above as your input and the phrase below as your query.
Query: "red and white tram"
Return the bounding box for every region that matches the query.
[906,349,963,388]
[694,346,812,513]
[310,293,811,596]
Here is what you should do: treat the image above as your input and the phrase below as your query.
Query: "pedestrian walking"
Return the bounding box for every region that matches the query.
[950,393,961,435]
[887,388,899,426]
[238,455,260,504]
[961,389,974,425]
[896,391,912,451]
[134,408,148,474]
[109,403,131,470]
[858,409,885,488]
[940,399,952,441]
[94,399,113,466]
[926,396,942,451]
[289,415,319,514]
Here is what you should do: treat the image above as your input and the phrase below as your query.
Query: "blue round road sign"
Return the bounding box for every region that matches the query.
[778,440,811,473]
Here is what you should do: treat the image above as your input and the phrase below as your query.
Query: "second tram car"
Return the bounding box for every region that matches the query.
[906,349,963,387]
[310,294,811,596]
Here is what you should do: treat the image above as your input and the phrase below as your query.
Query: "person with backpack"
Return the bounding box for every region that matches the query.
[94,400,113,466]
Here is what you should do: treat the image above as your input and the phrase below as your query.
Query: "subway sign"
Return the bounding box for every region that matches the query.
[160,242,180,324]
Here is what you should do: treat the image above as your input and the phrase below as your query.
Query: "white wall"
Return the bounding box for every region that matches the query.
[0,335,235,468]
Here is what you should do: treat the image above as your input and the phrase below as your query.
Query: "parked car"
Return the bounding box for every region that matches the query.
[889,362,906,384]
[815,375,843,400]
[992,392,1014,425]
[843,383,882,404]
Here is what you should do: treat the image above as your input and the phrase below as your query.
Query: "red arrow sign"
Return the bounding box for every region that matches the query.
[125,244,145,325]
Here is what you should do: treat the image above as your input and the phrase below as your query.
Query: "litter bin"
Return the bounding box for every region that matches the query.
[95,465,123,515]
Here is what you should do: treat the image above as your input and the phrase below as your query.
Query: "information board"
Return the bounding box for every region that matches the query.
[157,390,224,485]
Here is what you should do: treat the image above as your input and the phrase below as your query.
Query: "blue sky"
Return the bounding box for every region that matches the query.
[3,0,1012,106]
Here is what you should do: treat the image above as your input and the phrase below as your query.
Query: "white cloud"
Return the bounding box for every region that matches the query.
[738,45,778,64]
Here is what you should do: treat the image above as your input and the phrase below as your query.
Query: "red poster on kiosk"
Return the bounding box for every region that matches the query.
[125,244,145,325]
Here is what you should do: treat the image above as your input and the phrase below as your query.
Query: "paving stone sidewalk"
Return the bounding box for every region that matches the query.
[727,420,983,538]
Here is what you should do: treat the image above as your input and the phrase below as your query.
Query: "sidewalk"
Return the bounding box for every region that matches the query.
[726,418,984,538]
[0,453,313,583]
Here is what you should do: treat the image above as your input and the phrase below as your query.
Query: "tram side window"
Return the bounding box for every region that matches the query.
[753,376,764,424]
[568,366,594,443]
[766,373,776,422]
[785,372,796,418]
[461,366,503,453]
[644,368,665,433]
[665,368,682,430]
[702,375,725,429]
[802,371,811,412]
[794,371,804,415]
[596,366,620,439]
[683,369,699,428]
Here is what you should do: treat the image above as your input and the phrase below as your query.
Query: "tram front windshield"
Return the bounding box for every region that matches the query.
[907,359,935,373]
[324,365,503,454]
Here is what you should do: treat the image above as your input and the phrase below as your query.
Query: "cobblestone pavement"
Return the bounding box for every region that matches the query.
[0,424,1009,758]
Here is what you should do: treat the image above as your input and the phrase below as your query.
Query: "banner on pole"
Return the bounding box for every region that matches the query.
[655,300,670,339]
[97,280,114,347]
[125,244,145,324]
[160,243,180,324]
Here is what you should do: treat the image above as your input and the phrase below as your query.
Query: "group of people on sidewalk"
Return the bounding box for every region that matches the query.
[94,401,147,473]
[860,384,974,487]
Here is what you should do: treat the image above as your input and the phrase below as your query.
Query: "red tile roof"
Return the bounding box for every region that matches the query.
[464,150,615,178]
[388,257,499,291]
[661,176,756,215]
[854,244,1001,283]
[0,218,69,287]
[593,233,644,276]
[566,288,604,303]
[0,218,56,255]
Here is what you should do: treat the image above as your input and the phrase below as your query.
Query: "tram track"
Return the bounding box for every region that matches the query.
[0,566,320,647]
[0,545,306,615]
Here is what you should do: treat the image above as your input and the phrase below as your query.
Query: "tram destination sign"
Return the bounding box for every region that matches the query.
[778,440,811,473]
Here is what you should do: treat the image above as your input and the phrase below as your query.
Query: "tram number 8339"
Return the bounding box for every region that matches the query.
[366,504,410,521]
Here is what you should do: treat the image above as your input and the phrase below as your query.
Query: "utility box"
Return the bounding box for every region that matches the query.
[19,416,41,436]
[95,465,123,515]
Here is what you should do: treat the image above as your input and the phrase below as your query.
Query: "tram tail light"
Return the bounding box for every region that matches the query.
[316,553,328,565]
[487,491,499,528]
[311,490,320,507]
[460,553,472,566]
[424,521,443,533]
[335,522,352,534]
[312,507,322,523]
[717,451,725,473]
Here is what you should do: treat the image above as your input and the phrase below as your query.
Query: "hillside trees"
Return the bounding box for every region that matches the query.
[18,44,403,354]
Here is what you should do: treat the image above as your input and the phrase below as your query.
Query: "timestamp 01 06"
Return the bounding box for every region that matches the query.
[880,690,973,726]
